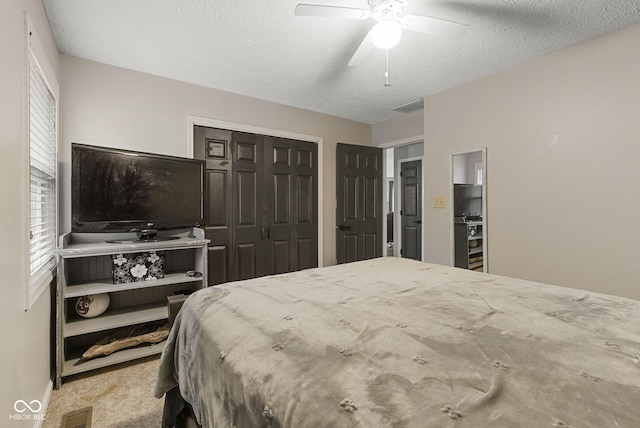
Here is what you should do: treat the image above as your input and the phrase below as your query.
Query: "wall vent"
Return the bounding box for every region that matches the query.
[393,99,424,113]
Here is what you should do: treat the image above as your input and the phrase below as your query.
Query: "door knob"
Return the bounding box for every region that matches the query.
[336,225,352,231]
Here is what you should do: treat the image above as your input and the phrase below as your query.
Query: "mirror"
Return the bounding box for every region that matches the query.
[451,149,487,272]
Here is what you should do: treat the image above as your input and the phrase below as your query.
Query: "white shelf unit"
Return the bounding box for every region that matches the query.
[55,227,209,388]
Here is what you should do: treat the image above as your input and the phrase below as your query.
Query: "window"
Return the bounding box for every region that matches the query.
[474,162,483,186]
[26,15,58,309]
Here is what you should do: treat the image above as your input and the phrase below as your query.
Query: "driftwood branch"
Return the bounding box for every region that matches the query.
[81,323,169,361]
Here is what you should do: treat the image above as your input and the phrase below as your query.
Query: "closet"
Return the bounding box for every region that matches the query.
[194,126,318,285]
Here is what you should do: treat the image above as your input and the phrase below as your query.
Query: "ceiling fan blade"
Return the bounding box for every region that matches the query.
[402,14,469,41]
[294,4,370,19]
[347,31,375,67]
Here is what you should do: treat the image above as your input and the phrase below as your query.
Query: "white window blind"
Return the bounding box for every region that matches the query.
[29,52,57,291]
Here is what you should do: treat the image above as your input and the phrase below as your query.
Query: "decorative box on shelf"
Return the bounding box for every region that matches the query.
[112,251,165,284]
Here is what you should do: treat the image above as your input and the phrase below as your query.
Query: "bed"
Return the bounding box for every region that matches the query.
[154,257,640,427]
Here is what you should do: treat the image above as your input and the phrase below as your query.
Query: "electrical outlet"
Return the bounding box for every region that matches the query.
[434,196,446,208]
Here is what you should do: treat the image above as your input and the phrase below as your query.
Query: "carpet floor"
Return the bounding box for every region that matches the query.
[44,356,164,428]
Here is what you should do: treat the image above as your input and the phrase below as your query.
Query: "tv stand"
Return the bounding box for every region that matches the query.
[54,227,209,388]
[104,227,185,244]
[106,236,180,244]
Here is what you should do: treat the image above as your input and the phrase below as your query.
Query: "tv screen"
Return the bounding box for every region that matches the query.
[72,143,205,233]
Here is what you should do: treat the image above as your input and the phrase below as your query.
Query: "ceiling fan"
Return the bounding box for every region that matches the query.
[294,0,469,66]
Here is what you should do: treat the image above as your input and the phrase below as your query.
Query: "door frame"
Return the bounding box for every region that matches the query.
[186,115,325,267]
[377,135,425,260]
[449,148,488,272]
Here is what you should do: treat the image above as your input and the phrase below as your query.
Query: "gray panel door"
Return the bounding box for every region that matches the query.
[336,143,383,264]
[400,160,422,260]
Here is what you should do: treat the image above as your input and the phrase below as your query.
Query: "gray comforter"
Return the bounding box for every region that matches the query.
[154,258,640,427]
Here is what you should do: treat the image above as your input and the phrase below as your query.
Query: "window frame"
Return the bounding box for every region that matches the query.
[24,14,59,310]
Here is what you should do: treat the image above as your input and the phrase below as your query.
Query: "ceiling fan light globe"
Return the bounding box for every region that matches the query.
[371,19,402,49]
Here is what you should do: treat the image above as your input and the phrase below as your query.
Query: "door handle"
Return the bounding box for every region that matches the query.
[336,225,352,231]
[261,227,271,240]
[415,220,422,224]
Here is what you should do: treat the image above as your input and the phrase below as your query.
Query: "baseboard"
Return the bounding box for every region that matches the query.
[35,380,53,428]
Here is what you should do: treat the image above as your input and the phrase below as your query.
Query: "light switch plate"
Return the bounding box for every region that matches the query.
[434,196,446,208]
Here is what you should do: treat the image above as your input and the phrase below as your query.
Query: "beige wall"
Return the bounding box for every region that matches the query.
[372,108,424,145]
[0,0,60,424]
[59,55,372,266]
[423,23,640,300]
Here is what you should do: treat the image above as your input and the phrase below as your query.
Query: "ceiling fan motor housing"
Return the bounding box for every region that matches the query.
[370,0,408,21]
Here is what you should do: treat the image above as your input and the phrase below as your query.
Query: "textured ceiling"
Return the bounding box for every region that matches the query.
[43,0,640,124]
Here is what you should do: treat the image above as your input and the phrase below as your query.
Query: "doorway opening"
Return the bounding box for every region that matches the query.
[383,141,424,260]
[451,149,487,272]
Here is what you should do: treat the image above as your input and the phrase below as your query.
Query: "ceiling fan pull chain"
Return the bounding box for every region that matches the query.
[384,49,391,87]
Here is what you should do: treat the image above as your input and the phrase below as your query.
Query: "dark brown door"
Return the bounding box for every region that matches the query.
[336,143,383,264]
[194,126,233,285]
[290,139,318,270]
[233,132,266,280]
[264,137,318,274]
[194,126,317,285]
[400,160,422,260]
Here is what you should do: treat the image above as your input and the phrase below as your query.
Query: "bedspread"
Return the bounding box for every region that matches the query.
[154,258,640,427]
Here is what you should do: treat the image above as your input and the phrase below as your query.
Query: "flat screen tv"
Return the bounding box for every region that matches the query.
[72,143,205,236]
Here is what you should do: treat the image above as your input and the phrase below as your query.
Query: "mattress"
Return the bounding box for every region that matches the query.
[154,257,640,427]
